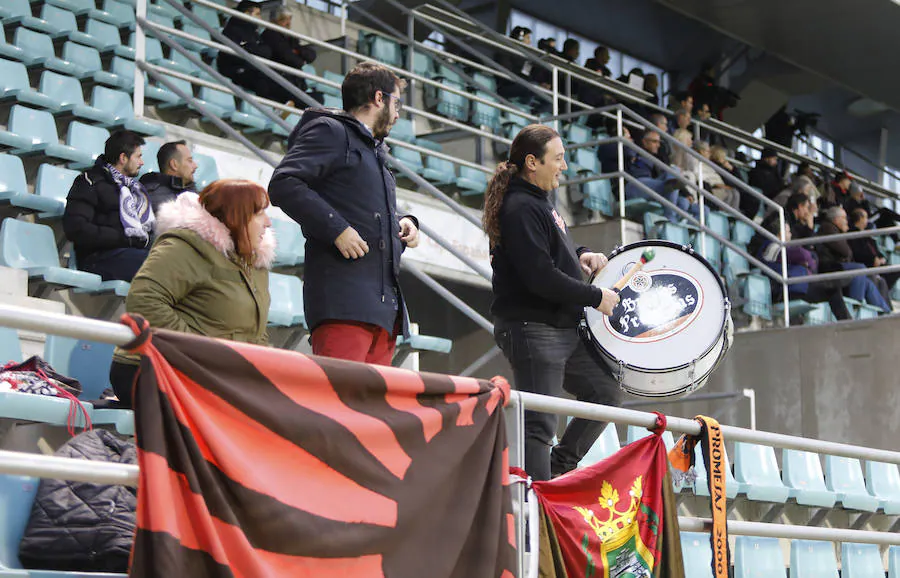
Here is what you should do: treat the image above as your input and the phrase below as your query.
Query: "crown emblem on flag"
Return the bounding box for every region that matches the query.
[574,476,643,549]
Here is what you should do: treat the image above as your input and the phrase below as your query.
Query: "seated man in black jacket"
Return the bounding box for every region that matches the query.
[484,123,620,481]
[217,1,273,97]
[261,8,323,104]
[140,140,197,214]
[63,130,153,282]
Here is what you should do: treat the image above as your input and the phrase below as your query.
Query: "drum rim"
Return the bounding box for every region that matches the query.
[586,239,731,375]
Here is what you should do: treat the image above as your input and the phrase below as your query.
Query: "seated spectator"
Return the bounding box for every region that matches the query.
[671,128,696,178]
[745,147,782,219]
[750,215,851,321]
[842,182,872,216]
[643,74,660,107]
[771,175,819,214]
[822,170,852,209]
[529,38,558,89]
[786,191,816,240]
[217,1,273,97]
[140,140,197,214]
[672,108,691,133]
[710,145,743,184]
[109,180,275,408]
[843,182,900,237]
[626,129,702,222]
[497,26,536,100]
[649,113,671,165]
[597,122,629,172]
[261,8,323,104]
[63,130,152,282]
[561,38,580,63]
[848,208,898,299]
[670,91,693,115]
[583,46,612,77]
[695,140,740,210]
[817,206,891,312]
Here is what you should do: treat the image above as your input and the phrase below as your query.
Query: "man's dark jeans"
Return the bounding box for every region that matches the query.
[80,248,149,282]
[495,319,620,481]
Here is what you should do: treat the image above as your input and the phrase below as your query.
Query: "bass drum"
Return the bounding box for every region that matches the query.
[582,240,733,398]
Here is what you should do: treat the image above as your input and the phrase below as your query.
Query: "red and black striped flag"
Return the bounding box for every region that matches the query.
[124,320,517,578]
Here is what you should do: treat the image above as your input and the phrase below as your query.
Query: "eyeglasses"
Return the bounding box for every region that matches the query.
[381,92,404,111]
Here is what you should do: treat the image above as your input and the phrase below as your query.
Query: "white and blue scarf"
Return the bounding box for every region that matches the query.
[106,162,155,245]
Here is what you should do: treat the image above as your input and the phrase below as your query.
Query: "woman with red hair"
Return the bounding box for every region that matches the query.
[108,179,275,407]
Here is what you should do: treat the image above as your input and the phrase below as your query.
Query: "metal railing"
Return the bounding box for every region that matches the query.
[1,305,900,578]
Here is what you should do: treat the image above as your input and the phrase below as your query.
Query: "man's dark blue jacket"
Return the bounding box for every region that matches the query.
[268,108,416,336]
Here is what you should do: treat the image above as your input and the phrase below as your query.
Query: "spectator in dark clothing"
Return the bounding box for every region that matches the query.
[764,106,795,149]
[786,191,816,241]
[596,125,631,173]
[268,62,420,365]
[848,208,898,298]
[261,8,323,104]
[529,38,559,89]
[750,215,851,320]
[497,27,537,101]
[745,147,782,219]
[821,171,852,209]
[644,73,660,107]
[63,131,152,282]
[583,46,612,77]
[842,182,872,217]
[818,206,891,312]
[626,130,701,222]
[217,1,273,98]
[670,92,693,115]
[140,140,197,214]
[561,39,580,63]
[649,113,671,165]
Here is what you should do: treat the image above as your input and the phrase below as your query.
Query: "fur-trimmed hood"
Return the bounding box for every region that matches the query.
[154,193,276,269]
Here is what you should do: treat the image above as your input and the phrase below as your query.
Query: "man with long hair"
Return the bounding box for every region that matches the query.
[484,124,621,481]
[269,62,420,365]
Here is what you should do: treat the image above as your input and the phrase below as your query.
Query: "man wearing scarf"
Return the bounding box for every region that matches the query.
[63,130,155,282]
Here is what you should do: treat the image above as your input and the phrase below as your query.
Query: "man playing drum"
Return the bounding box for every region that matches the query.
[484,124,621,481]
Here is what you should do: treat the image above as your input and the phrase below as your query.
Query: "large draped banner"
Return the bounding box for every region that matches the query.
[123,319,516,578]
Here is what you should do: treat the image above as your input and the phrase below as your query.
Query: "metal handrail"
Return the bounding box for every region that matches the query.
[190,0,538,121]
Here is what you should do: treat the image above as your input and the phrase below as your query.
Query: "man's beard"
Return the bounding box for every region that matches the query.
[373,105,393,139]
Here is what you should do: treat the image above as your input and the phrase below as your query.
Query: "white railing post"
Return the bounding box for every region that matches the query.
[698,165,706,259]
[551,66,559,133]
[743,388,757,430]
[616,108,626,247]
[134,0,147,119]
[778,207,790,327]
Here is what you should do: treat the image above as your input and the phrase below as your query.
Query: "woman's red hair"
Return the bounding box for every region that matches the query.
[199,179,269,260]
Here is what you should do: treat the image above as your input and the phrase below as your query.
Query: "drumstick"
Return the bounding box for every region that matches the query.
[612,249,655,293]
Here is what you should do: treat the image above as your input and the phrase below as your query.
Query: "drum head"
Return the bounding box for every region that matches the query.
[584,241,728,373]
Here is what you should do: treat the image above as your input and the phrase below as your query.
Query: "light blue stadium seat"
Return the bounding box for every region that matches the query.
[189,85,234,117]
[97,0,135,29]
[742,273,773,320]
[782,449,836,507]
[111,59,178,104]
[734,536,786,578]
[0,58,58,111]
[44,335,115,401]
[1,0,60,36]
[733,442,790,502]
[12,28,82,76]
[707,210,730,238]
[322,94,342,109]
[695,234,722,272]
[0,388,96,427]
[61,41,129,88]
[865,461,900,514]
[273,113,300,138]
[391,118,416,143]
[40,70,118,126]
[269,217,305,267]
[659,222,690,245]
[43,8,110,54]
[643,211,668,239]
[8,163,75,218]
[0,326,24,365]
[300,63,318,91]
[841,542,885,578]
[566,123,592,144]
[320,71,344,98]
[148,0,182,22]
[470,91,501,130]
[434,64,463,85]
[803,302,834,326]
[0,27,28,63]
[267,272,305,328]
[422,155,456,185]
[772,298,815,322]
[0,474,40,572]
[90,85,164,136]
[141,35,181,72]
[138,140,161,176]
[393,333,452,364]
[582,179,614,216]
[192,152,219,190]
[190,4,221,29]
[825,455,880,512]
[732,219,756,247]
[64,121,110,168]
[179,21,213,53]
[692,443,742,499]
[359,33,403,67]
[0,105,94,166]
[625,425,675,450]
[0,154,29,204]
[390,144,425,175]
[411,51,435,77]
[855,302,881,320]
[790,540,839,578]
[42,0,98,17]
[578,423,619,467]
[569,147,599,175]
[471,72,497,92]
[456,166,488,196]
[169,48,203,77]
[229,99,270,132]
[680,532,713,578]
[889,545,900,578]
[0,219,101,291]
[434,80,468,122]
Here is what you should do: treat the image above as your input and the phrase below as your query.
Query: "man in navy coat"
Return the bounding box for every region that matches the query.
[269,62,420,365]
